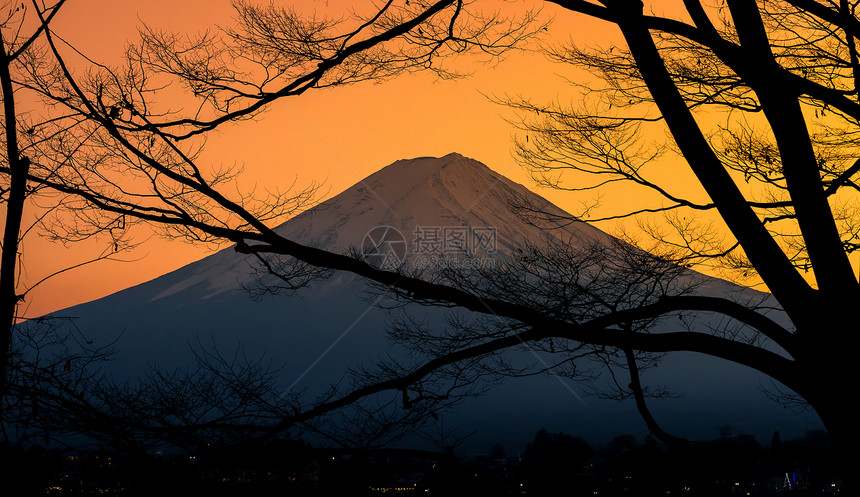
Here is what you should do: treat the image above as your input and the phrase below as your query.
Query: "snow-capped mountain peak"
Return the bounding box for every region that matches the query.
[152,153,603,300]
[50,153,818,449]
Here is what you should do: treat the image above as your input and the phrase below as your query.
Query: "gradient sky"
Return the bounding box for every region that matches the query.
[17,1,697,319]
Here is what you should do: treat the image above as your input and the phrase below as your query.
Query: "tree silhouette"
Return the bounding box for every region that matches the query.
[0,0,145,429]
[0,0,542,453]
[3,0,859,491]
[524,429,594,496]
[193,1,855,487]
[0,0,68,397]
[504,0,860,487]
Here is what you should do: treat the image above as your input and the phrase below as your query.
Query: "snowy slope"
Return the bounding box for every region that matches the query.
[149,153,610,301]
[49,153,821,450]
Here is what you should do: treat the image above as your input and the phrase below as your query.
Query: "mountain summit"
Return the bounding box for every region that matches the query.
[275,152,606,255]
[53,154,821,449]
[153,152,605,300]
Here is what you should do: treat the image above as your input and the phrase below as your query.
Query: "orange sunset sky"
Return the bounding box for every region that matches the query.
[16,0,699,319]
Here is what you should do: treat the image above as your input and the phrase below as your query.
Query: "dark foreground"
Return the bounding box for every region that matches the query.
[1,429,842,496]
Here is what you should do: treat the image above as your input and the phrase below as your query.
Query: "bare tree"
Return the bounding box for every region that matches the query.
[0,3,162,460]
[504,0,860,480]
[6,0,860,490]
[191,2,856,488]
[0,0,543,453]
[0,0,63,396]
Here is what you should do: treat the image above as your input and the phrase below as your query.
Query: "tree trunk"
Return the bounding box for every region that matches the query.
[0,43,26,398]
[814,401,855,492]
[799,357,857,493]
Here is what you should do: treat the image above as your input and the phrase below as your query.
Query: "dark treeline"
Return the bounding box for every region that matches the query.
[0,428,840,496]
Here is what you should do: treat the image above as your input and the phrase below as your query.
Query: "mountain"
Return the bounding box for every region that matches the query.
[49,153,822,450]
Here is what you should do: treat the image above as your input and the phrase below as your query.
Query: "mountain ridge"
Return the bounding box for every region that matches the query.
[148,152,609,301]
[46,152,821,449]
